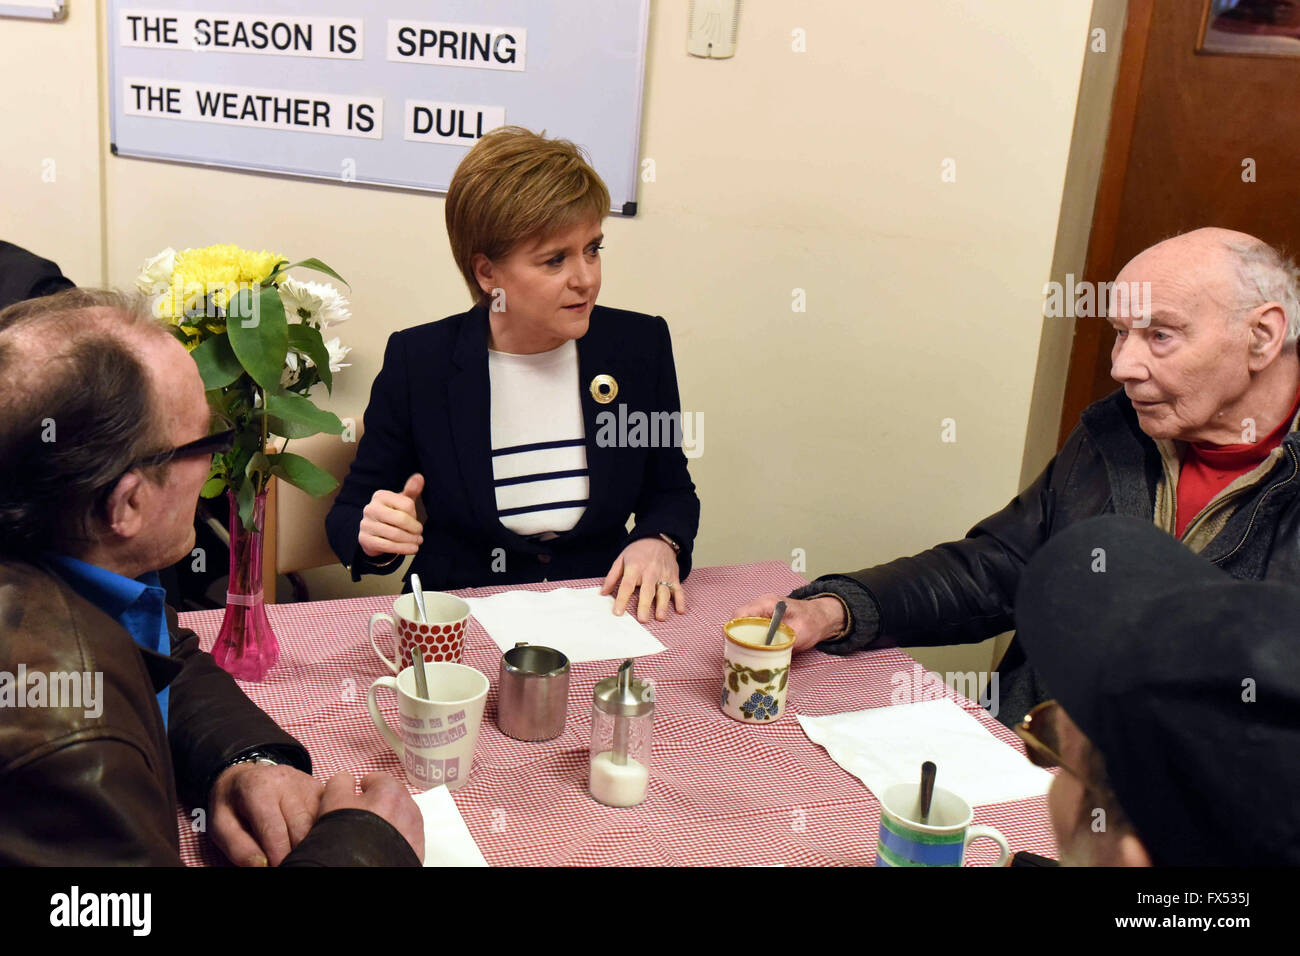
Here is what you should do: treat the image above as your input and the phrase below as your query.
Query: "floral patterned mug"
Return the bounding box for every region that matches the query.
[721,617,795,724]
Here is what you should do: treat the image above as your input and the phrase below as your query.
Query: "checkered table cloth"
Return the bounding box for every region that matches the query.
[177,561,1056,866]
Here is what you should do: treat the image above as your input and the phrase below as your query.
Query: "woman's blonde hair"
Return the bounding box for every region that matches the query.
[444,126,610,303]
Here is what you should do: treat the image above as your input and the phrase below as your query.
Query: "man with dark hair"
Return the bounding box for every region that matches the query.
[1013,515,1300,866]
[0,289,423,866]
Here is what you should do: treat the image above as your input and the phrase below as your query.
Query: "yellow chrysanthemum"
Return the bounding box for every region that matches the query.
[159,243,283,326]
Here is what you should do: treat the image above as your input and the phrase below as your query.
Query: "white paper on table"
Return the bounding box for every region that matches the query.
[412,785,488,867]
[797,698,1053,807]
[464,586,665,664]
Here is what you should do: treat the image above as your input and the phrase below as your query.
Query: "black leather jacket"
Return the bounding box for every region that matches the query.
[799,388,1300,724]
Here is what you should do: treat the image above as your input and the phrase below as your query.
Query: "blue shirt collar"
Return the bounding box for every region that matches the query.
[47,555,171,729]
[47,555,160,618]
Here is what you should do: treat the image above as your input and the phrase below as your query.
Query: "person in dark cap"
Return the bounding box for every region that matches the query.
[1012,513,1300,866]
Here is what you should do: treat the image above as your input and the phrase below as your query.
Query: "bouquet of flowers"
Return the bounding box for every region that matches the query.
[136,243,352,679]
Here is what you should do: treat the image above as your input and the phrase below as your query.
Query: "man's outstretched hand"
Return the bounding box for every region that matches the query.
[732,594,846,652]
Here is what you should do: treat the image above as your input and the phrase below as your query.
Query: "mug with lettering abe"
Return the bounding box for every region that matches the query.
[875,783,1012,867]
[369,590,470,672]
[368,662,489,792]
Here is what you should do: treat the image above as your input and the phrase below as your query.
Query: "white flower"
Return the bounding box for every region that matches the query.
[323,336,352,373]
[282,350,302,388]
[278,276,351,328]
[135,247,176,295]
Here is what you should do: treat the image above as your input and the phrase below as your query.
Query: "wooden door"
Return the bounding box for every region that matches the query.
[1058,0,1300,445]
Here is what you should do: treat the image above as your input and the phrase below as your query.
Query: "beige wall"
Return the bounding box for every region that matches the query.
[1,2,1115,681]
[0,4,106,286]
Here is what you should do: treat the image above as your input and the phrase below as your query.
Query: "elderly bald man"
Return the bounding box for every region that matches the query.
[736,227,1300,726]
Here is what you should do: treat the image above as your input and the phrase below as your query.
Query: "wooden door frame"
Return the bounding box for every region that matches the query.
[1057,0,1157,446]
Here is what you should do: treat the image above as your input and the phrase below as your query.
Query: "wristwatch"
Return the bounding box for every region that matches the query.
[223,750,281,771]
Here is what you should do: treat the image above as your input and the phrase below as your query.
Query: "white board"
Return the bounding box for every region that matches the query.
[0,1,66,19]
[108,1,649,213]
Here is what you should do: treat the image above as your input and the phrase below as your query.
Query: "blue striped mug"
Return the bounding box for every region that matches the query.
[876,783,1012,867]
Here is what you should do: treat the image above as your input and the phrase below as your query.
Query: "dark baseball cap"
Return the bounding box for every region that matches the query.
[1014,514,1300,866]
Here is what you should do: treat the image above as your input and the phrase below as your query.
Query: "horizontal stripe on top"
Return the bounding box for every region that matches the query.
[495,476,590,513]
[498,498,591,518]
[494,468,590,488]
[492,446,589,482]
[492,437,586,458]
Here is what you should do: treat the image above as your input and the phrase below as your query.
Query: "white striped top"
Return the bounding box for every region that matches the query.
[487,340,589,536]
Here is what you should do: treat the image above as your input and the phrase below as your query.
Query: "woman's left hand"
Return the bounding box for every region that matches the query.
[601,537,686,622]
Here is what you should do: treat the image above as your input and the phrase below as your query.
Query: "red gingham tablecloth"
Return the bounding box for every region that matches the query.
[176,561,1056,866]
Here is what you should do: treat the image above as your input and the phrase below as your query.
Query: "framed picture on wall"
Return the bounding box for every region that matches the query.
[1198,0,1300,57]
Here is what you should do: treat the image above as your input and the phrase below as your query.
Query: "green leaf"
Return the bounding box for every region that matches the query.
[269,257,349,288]
[728,672,739,693]
[778,669,789,691]
[246,450,272,487]
[262,391,344,440]
[267,451,339,497]
[287,324,333,392]
[750,669,772,684]
[200,476,227,498]
[236,477,256,532]
[227,285,288,391]
[191,334,243,389]
[227,439,254,483]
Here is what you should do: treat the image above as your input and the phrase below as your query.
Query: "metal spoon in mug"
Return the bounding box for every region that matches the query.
[409,574,430,697]
[409,644,429,699]
[765,601,788,645]
[920,760,937,824]
[410,573,430,624]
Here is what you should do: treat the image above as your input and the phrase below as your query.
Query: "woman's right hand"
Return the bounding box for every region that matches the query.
[358,473,426,558]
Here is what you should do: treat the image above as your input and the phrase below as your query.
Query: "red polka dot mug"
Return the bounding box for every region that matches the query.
[369,590,471,672]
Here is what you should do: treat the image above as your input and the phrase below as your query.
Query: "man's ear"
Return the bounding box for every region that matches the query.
[1116,832,1152,867]
[470,253,497,299]
[1247,303,1289,369]
[102,471,147,541]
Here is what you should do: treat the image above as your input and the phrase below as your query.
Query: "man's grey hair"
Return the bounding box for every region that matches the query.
[1222,237,1300,346]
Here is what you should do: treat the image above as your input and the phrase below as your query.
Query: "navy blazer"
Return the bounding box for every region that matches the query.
[326,303,701,591]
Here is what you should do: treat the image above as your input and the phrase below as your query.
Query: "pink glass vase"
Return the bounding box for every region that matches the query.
[212,488,279,681]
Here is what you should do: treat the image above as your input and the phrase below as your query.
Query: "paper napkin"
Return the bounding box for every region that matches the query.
[412,784,489,867]
[797,698,1053,806]
[465,586,665,663]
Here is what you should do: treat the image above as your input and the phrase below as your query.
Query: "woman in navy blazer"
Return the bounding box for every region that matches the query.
[326,128,699,622]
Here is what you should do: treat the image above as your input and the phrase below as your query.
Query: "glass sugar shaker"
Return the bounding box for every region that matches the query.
[589,659,655,807]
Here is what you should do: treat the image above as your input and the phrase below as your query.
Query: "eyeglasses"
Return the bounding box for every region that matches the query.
[129,428,236,471]
[99,428,236,502]
[1014,699,1084,780]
